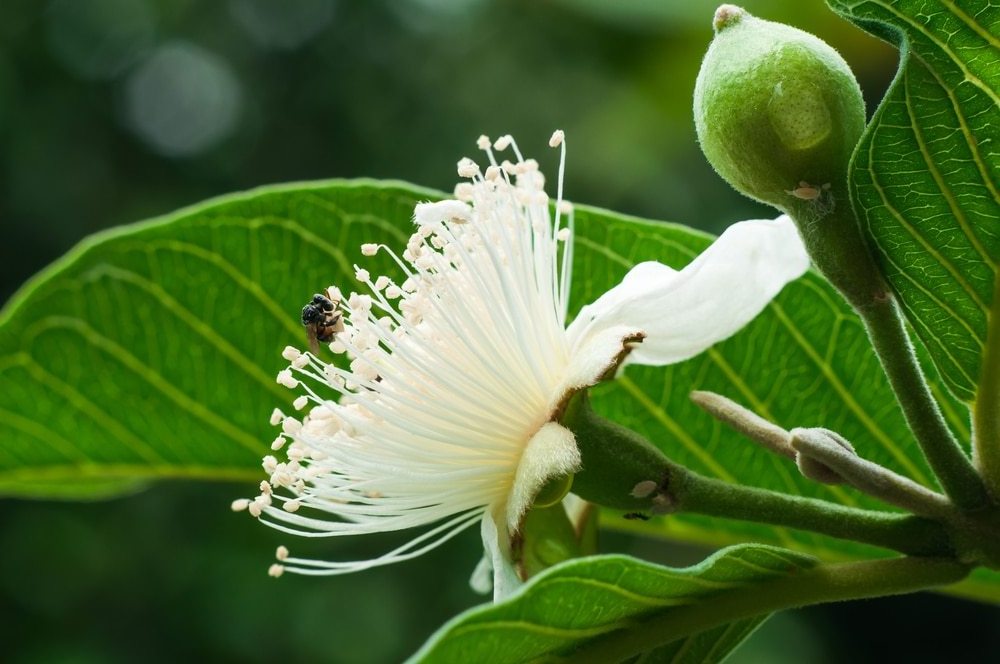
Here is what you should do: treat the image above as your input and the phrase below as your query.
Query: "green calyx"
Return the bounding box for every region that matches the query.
[561,392,675,513]
[694,5,865,214]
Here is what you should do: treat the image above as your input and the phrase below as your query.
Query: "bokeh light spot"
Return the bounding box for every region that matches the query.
[123,42,243,157]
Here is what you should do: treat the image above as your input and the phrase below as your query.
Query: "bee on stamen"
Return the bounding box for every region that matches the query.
[301,290,344,353]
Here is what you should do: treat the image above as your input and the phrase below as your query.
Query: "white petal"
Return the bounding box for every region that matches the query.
[505,422,581,535]
[554,323,642,399]
[480,509,522,601]
[567,215,808,367]
[468,554,494,595]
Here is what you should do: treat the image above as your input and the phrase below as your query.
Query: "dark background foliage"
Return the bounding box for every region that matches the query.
[0,0,996,661]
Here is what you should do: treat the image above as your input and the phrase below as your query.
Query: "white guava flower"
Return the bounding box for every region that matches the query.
[234,131,809,599]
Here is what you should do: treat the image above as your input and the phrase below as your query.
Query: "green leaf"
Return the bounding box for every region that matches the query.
[826,0,1000,402]
[0,180,996,601]
[409,545,813,663]
[410,546,971,663]
[0,181,430,497]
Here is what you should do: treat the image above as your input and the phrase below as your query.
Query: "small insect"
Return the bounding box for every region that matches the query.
[301,290,344,353]
[787,180,831,201]
[623,512,650,521]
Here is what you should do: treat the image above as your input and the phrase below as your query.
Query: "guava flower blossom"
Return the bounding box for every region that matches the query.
[234,131,809,599]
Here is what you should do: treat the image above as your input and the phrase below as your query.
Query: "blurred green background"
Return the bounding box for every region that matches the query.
[0,0,997,661]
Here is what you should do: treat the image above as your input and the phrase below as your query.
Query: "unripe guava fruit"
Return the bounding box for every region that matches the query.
[694,5,865,212]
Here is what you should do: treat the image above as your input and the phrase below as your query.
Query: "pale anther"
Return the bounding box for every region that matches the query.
[457,157,479,178]
[276,370,298,389]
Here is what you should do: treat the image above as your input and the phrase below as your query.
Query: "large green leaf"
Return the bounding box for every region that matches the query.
[0,181,431,497]
[0,180,996,601]
[827,0,1000,401]
[409,545,814,663]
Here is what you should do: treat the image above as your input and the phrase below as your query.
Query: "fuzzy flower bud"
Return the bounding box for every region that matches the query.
[694,5,865,213]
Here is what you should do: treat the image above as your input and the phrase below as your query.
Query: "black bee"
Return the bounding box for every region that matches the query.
[301,291,344,353]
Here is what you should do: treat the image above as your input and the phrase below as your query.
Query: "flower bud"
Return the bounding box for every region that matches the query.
[694,5,865,213]
[791,427,856,485]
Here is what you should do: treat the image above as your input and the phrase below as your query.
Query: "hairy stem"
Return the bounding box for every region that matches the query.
[787,199,988,513]
[858,292,990,512]
[568,556,970,663]
[790,428,954,520]
[672,469,953,557]
[567,393,954,556]
[690,390,794,458]
[972,270,1000,500]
